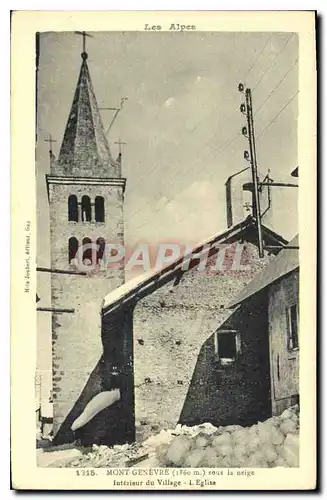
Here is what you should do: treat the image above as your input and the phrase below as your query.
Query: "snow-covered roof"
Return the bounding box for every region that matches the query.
[102,217,288,315]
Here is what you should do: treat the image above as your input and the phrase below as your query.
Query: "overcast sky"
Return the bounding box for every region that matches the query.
[37,30,298,248]
[36,31,298,359]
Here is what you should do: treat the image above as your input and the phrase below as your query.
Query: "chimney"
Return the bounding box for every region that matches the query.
[225,167,252,228]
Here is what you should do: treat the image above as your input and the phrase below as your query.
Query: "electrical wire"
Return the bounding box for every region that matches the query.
[125,106,238,202]
[130,83,298,234]
[126,127,241,227]
[254,58,298,115]
[128,130,241,233]
[130,85,298,234]
[126,35,296,230]
[125,35,275,204]
[243,34,273,83]
[256,91,299,141]
[253,33,296,91]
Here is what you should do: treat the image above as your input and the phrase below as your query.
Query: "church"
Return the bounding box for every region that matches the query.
[46,42,296,447]
[46,47,126,442]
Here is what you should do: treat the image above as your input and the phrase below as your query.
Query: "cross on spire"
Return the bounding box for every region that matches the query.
[74,31,93,59]
[114,138,127,169]
[114,138,127,156]
[45,134,57,167]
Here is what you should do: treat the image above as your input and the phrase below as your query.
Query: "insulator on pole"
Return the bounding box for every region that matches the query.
[240,103,246,113]
[242,126,248,136]
[238,83,245,92]
[244,150,250,160]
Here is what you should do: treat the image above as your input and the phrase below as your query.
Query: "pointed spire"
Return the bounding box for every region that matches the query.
[54,52,119,178]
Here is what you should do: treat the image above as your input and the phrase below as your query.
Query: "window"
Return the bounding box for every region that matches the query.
[95,196,105,222]
[96,237,105,264]
[286,303,299,350]
[68,237,78,264]
[82,237,93,266]
[214,330,241,366]
[81,195,92,222]
[68,195,78,222]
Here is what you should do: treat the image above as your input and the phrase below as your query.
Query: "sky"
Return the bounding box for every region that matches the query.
[36,31,299,365]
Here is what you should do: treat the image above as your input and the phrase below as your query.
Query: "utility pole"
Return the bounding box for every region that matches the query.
[239,84,264,258]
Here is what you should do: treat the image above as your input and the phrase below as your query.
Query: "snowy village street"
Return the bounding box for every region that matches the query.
[37,405,299,469]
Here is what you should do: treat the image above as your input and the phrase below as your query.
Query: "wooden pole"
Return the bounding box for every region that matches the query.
[264,245,299,250]
[37,307,75,314]
[245,88,264,258]
[37,267,87,276]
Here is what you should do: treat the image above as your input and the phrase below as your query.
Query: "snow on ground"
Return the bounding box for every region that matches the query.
[37,405,299,468]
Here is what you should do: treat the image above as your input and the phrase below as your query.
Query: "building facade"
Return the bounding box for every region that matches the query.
[229,235,299,416]
[268,267,299,415]
[98,219,287,444]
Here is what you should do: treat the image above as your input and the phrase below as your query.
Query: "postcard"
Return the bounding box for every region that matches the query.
[11,10,316,490]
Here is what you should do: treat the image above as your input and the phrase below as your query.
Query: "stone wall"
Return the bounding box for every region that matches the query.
[132,241,273,438]
[48,181,125,435]
[179,293,272,428]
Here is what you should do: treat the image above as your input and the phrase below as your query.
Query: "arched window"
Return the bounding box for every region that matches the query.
[81,195,91,222]
[82,237,93,266]
[68,237,78,264]
[68,195,78,222]
[95,196,105,222]
[96,237,106,265]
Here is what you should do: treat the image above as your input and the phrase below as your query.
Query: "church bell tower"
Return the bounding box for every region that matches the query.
[46,46,126,442]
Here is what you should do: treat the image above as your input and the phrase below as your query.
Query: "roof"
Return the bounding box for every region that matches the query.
[102,216,288,315]
[53,53,119,178]
[228,234,299,308]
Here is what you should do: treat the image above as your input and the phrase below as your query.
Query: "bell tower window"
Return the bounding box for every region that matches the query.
[96,237,105,264]
[68,195,78,222]
[68,237,79,264]
[81,195,92,222]
[82,237,93,266]
[95,196,105,222]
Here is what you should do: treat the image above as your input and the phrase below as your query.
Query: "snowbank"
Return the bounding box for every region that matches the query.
[44,405,299,468]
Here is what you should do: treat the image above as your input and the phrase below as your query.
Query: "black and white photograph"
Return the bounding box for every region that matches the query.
[10,10,316,490]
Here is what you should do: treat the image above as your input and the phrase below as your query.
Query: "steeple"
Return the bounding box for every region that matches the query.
[52,51,119,178]
[46,35,126,445]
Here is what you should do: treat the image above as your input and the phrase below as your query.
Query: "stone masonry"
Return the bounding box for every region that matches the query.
[48,180,125,435]
[47,49,126,437]
[131,241,273,440]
